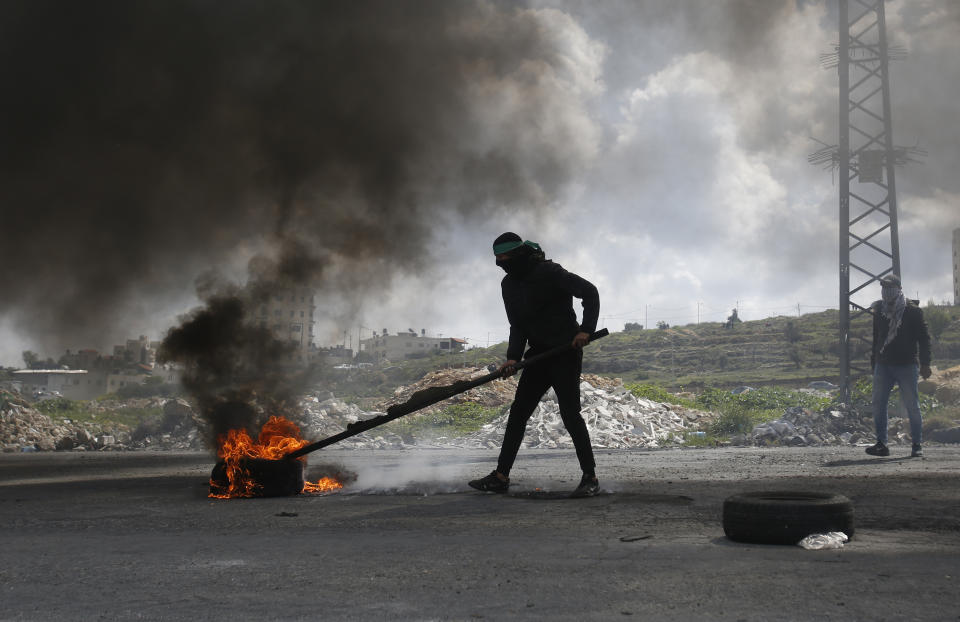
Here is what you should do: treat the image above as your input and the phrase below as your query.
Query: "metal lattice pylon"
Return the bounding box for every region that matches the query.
[836,0,901,402]
[809,1,922,401]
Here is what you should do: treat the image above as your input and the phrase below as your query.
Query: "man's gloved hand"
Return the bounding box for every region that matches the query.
[499,359,518,378]
[920,365,932,380]
[571,331,590,349]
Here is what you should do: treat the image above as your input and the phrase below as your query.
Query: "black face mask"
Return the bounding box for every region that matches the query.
[497,253,531,275]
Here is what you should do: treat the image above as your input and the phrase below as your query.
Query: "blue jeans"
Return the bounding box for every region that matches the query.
[872,363,922,445]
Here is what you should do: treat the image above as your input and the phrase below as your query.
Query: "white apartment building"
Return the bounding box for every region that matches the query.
[12,369,90,399]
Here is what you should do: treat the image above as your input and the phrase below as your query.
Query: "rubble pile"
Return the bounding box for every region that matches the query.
[747,406,877,447]
[2,390,129,452]
[378,366,518,412]
[0,390,204,452]
[299,393,403,449]
[745,364,960,447]
[298,373,716,451]
[377,366,621,413]
[452,381,717,450]
[128,399,205,450]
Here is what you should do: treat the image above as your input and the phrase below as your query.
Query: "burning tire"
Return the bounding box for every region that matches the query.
[210,457,306,498]
[722,491,854,545]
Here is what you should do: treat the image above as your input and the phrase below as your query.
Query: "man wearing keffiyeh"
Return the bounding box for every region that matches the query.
[865,274,933,458]
[468,232,601,498]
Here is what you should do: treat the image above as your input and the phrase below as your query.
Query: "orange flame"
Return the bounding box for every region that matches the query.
[209,415,344,498]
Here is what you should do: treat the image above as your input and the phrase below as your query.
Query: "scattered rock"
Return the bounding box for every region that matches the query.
[746,400,951,448]
[0,390,204,453]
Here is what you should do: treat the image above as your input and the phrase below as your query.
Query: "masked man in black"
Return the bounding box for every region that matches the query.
[469,232,601,497]
[865,274,932,458]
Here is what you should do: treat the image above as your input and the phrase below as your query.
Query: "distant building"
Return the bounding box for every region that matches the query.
[61,336,159,371]
[360,329,466,362]
[253,287,316,364]
[53,335,181,398]
[104,366,153,394]
[60,348,105,370]
[112,335,158,366]
[12,369,92,400]
[318,345,353,365]
[954,227,959,305]
[11,367,161,401]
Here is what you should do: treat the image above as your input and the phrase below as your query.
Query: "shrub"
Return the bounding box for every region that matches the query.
[844,377,938,413]
[924,306,954,341]
[696,386,829,413]
[35,397,88,419]
[625,383,695,407]
[117,382,180,399]
[35,397,162,427]
[695,387,832,437]
[709,403,772,435]
[387,401,503,438]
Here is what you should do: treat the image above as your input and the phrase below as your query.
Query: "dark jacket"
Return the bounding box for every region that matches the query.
[870,300,932,368]
[501,259,600,361]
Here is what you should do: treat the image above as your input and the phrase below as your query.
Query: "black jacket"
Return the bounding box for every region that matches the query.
[501,259,600,361]
[870,300,932,368]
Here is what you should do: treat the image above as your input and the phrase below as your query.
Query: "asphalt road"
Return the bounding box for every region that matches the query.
[1,446,959,621]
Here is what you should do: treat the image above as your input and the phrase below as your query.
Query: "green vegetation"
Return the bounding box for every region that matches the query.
[582,305,960,389]
[386,402,505,439]
[34,398,162,427]
[625,383,695,407]
[116,376,181,399]
[846,376,959,437]
[679,430,720,447]
[709,403,767,435]
[624,383,834,439]
[695,386,831,413]
[696,386,831,436]
[847,376,938,412]
[314,305,960,407]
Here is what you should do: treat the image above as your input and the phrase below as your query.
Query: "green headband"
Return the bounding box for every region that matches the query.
[493,240,541,255]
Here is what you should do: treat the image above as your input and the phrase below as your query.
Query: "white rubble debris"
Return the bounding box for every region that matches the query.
[1,391,204,452]
[300,395,401,449]
[294,376,717,450]
[749,405,902,447]
[450,380,715,450]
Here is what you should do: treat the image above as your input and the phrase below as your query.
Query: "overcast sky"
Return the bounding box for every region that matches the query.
[1,0,957,366]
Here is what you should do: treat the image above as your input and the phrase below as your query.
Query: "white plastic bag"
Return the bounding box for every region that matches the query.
[797,531,849,550]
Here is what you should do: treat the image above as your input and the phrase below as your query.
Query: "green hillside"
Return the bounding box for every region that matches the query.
[324,305,960,400]
[583,305,960,390]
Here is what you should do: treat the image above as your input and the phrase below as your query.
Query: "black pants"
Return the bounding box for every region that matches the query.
[496,349,595,477]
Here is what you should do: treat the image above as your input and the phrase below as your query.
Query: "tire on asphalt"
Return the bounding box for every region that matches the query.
[722,491,854,545]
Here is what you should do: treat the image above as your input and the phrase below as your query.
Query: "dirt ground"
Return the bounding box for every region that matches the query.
[1,445,959,621]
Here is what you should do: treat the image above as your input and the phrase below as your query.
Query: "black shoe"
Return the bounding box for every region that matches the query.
[570,474,599,498]
[911,444,923,458]
[865,441,890,457]
[469,470,509,493]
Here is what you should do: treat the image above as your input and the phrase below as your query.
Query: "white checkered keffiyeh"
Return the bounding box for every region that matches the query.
[879,286,906,354]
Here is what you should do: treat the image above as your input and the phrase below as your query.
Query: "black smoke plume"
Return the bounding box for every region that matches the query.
[0,1,602,438]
